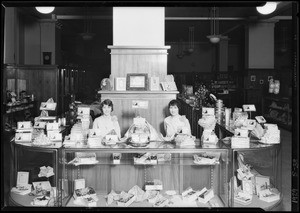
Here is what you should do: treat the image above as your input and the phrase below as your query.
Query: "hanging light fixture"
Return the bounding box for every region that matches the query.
[207,7,221,44]
[256,2,278,15]
[35,7,55,14]
[188,26,195,53]
[80,7,95,41]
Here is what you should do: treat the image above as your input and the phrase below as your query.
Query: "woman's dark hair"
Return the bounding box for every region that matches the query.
[100,99,113,114]
[168,99,181,111]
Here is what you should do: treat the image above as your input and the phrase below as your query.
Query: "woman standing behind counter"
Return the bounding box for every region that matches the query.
[164,99,191,140]
[92,99,121,139]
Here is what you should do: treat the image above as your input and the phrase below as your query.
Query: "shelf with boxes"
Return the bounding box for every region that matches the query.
[262,96,292,130]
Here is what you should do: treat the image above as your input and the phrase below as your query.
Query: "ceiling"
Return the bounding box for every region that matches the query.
[14,2,292,43]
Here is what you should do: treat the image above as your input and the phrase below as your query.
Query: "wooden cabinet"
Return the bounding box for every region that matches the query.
[262,96,292,130]
[3,64,59,116]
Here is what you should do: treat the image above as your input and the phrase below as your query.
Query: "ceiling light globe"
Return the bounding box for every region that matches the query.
[256,2,277,15]
[35,7,55,14]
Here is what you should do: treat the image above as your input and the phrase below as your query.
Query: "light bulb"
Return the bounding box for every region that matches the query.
[256,2,277,15]
[35,7,55,14]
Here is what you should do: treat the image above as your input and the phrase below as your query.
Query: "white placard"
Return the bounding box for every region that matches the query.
[115,77,126,91]
[149,77,160,91]
[132,100,149,109]
[234,128,249,137]
[34,122,46,129]
[77,107,90,116]
[47,131,62,141]
[202,107,215,116]
[17,121,31,130]
[15,132,32,142]
[17,171,29,186]
[243,104,256,112]
[89,129,103,137]
[40,102,57,111]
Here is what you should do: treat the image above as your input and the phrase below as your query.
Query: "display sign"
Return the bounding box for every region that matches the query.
[47,131,62,141]
[77,107,90,116]
[149,77,160,91]
[202,107,215,116]
[15,132,32,142]
[243,104,256,112]
[34,122,46,129]
[40,102,57,111]
[17,121,32,130]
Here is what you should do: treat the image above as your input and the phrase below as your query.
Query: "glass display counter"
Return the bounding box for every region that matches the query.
[60,141,230,208]
[215,123,282,210]
[7,126,282,210]
[9,141,62,207]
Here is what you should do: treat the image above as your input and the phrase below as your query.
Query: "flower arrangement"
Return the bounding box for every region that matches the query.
[194,83,214,107]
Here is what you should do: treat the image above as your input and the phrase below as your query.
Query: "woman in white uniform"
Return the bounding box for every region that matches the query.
[164,99,191,139]
[92,99,121,139]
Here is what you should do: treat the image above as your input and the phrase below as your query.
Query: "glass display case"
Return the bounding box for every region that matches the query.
[60,145,230,208]
[9,141,62,207]
[215,123,282,210]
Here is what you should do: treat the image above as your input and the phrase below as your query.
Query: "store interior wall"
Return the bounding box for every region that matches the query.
[2,6,294,111]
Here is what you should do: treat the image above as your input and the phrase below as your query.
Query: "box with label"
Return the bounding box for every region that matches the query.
[255,175,270,197]
[259,188,280,202]
[145,179,163,191]
[234,191,252,205]
[117,194,136,207]
[197,187,214,203]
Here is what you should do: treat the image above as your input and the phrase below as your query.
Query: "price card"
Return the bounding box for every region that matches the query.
[40,102,57,111]
[234,128,249,137]
[77,107,90,116]
[47,131,62,141]
[202,107,215,116]
[46,123,59,131]
[17,121,32,130]
[89,129,102,137]
[34,121,46,129]
[15,132,32,142]
[255,116,266,124]
[243,104,256,112]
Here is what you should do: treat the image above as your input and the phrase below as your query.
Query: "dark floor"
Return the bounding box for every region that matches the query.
[2,128,292,210]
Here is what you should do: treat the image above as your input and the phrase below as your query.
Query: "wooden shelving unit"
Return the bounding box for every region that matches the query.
[262,96,292,130]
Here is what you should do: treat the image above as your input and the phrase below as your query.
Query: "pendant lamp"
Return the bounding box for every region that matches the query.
[207,7,221,44]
